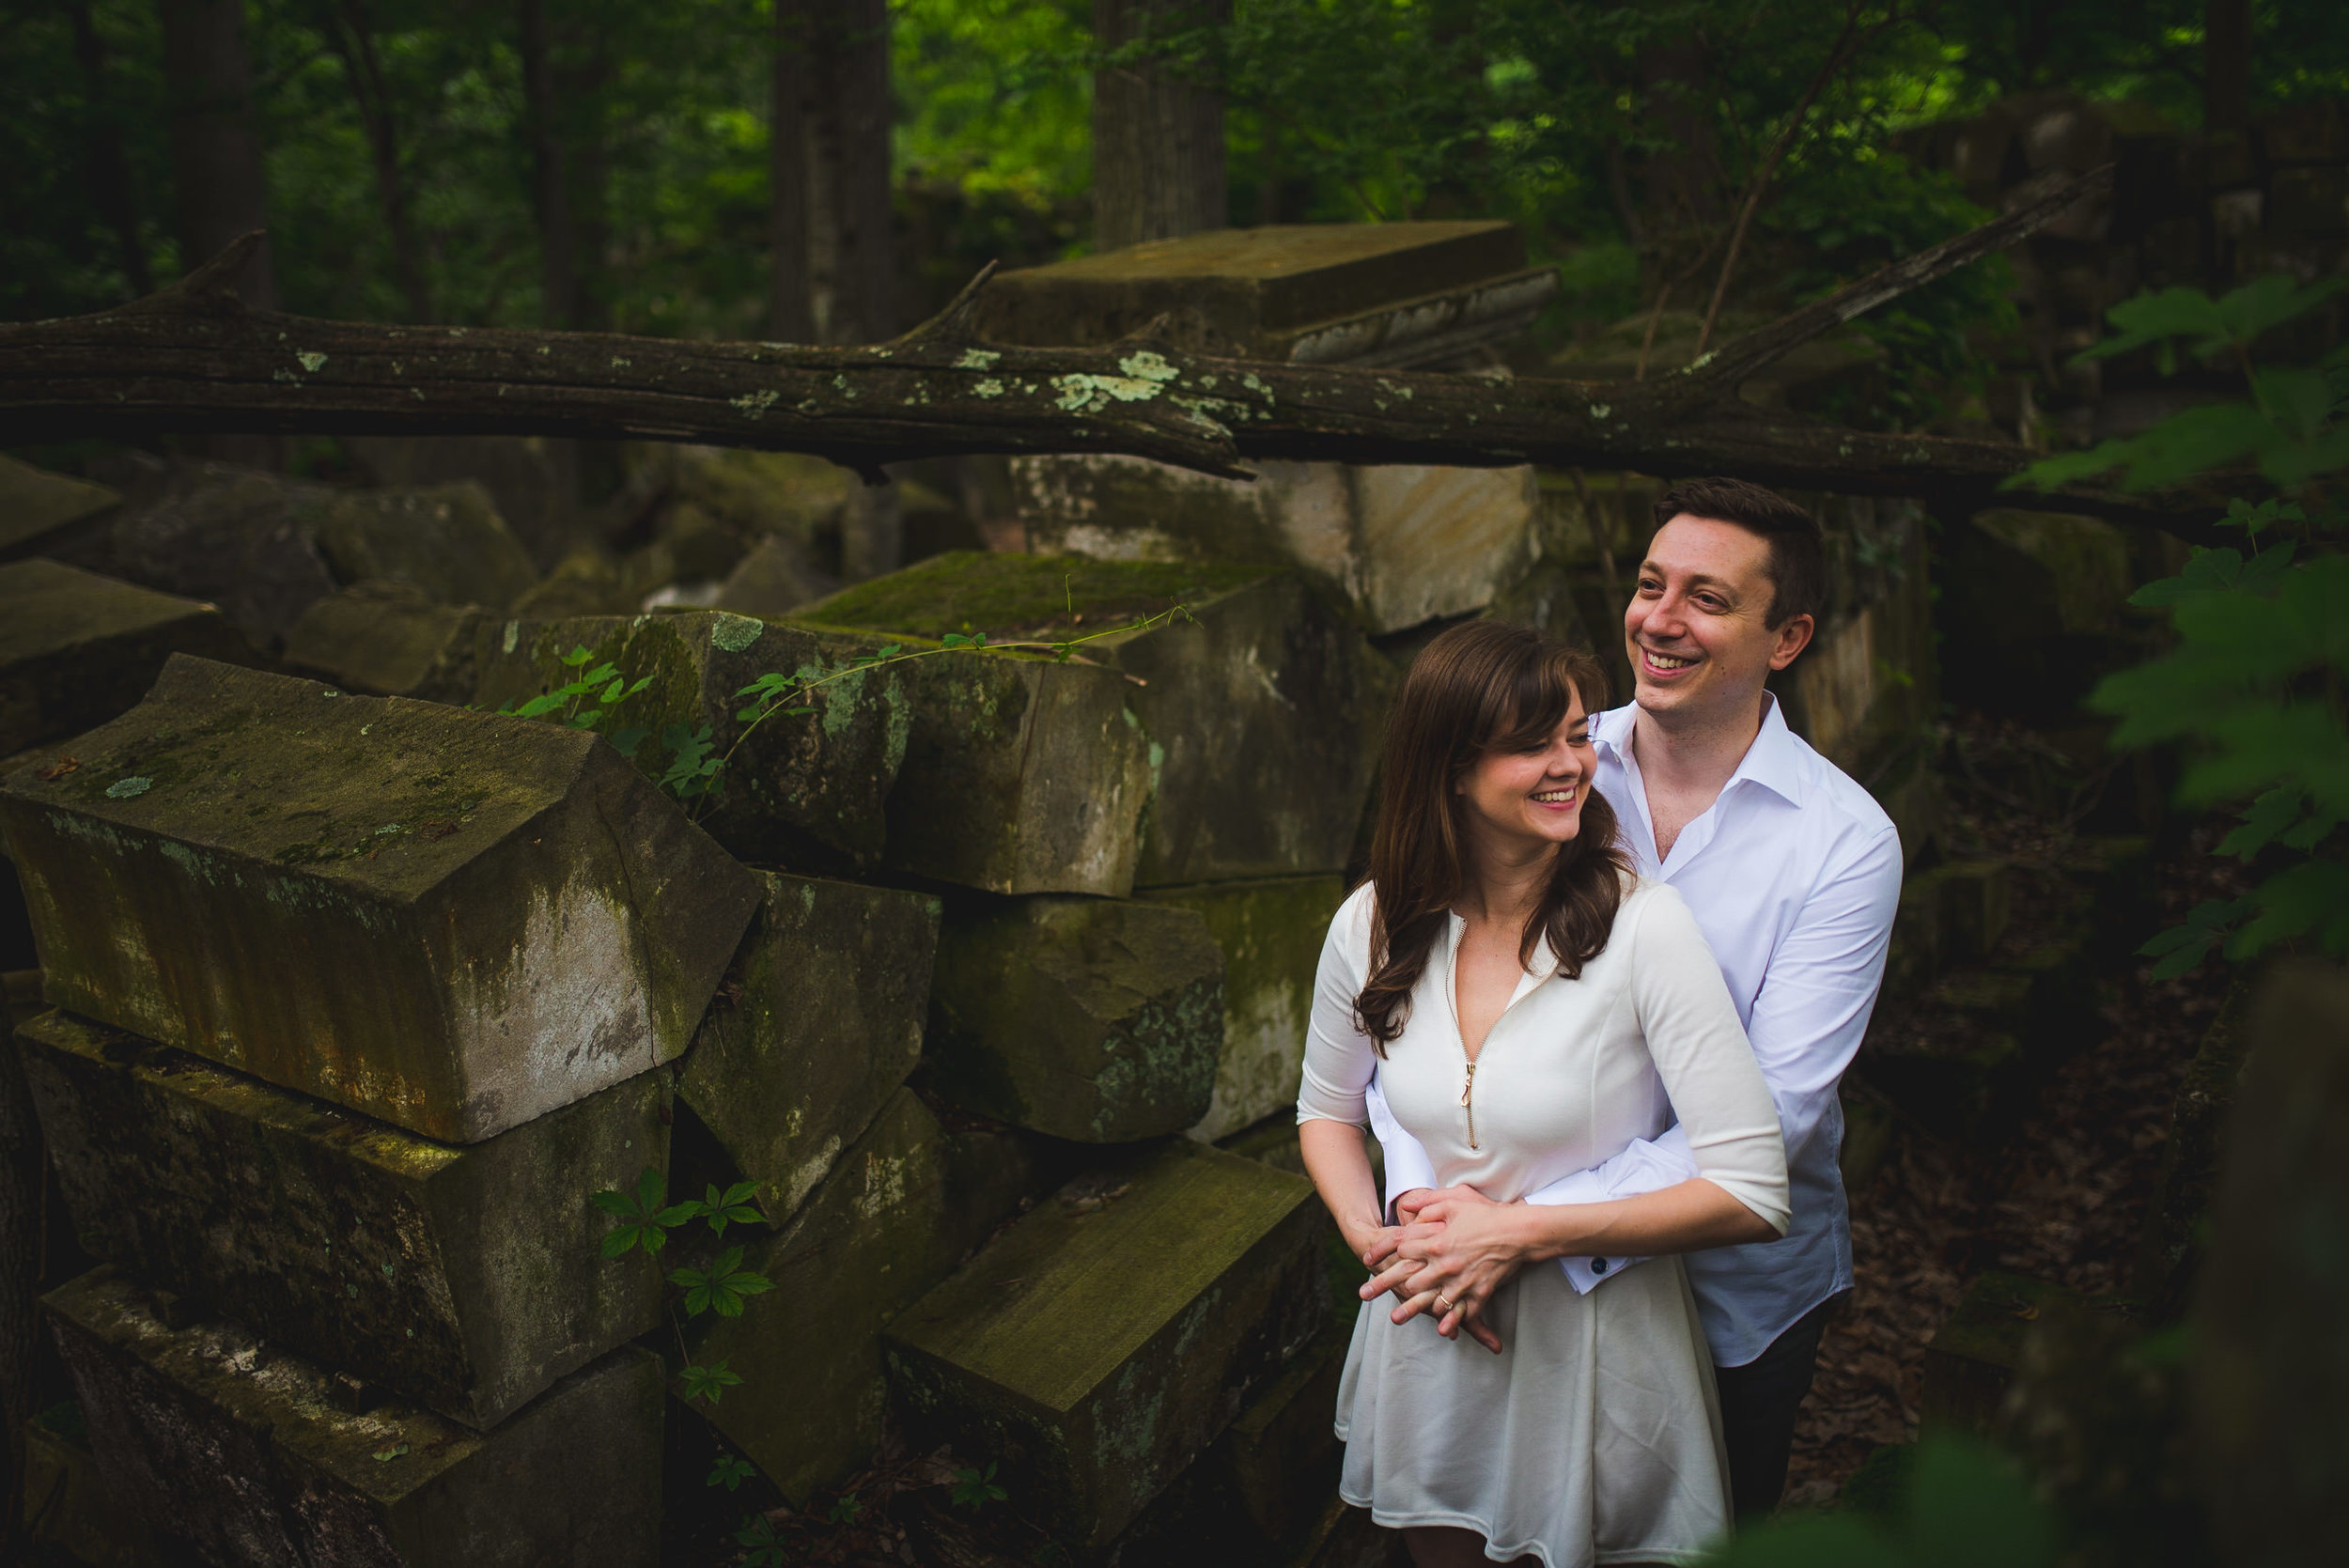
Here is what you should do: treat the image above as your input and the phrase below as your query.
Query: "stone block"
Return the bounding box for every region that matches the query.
[801,553,1393,886]
[1140,876,1344,1141]
[0,655,758,1141]
[680,871,940,1219]
[344,435,580,570]
[683,1087,1042,1501]
[471,609,909,871]
[2133,982,2253,1312]
[927,894,1224,1142]
[1011,456,1540,634]
[21,1009,665,1428]
[0,453,119,559]
[307,482,538,612]
[971,222,1553,366]
[1107,1326,1347,1566]
[886,1141,1328,1550]
[1920,1271,2092,1436]
[1939,509,2139,717]
[2268,166,2349,237]
[23,1404,171,1566]
[284,580,482,701]
[47,1266,661,1568]
[1861,1021,2027,1140]
[0,559,250,755]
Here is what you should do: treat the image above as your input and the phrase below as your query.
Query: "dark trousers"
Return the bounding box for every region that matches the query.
[1712,1289,1848,1520]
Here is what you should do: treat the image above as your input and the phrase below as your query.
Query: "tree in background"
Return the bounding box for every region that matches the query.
[1092,0,1229,249]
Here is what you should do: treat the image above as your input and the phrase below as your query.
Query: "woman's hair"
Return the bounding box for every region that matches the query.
[1353,620,1632,1049]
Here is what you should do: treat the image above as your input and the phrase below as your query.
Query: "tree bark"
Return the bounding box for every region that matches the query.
[0,1029,39,1567]
[2205,0,2252,133]
[322,0,430,321]
[1092,0,1229,251]
[158,0,275,308]
[3,169,2214,532]
[801,0,896,347]
[71,0,155,300]
[770,0,815,343]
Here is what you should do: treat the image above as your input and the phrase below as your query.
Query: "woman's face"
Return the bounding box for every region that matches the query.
[1455,689,1594,852]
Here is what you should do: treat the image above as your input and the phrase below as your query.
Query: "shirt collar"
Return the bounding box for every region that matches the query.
[1593,692,1808,808]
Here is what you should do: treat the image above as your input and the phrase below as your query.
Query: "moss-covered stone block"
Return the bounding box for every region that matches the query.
[1860,1022,2027,1140]
[47,1266,661,1567]
[0,559,249,755]
[21,1009,664,1428]
[284,580,482,701]
[1920,1272,2097,1437]
[1009,458,1542,635]
[0,655,758,1141]
[0,453,119,559]
[886,1141,1328,1550]
[680,871,940,1219]
[472,610,910,872]
[927,894,1224,1142]
[23,1402,173,1567]
[306,481,539,613]
[1140,875,1343,1141]
[800,553,1392,887]
[684,1087,1041,1501]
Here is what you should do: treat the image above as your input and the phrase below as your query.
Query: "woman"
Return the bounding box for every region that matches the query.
[1295,621,1788,1567]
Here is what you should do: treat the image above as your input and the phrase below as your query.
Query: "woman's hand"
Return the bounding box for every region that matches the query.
[1363,1194,1529,1355]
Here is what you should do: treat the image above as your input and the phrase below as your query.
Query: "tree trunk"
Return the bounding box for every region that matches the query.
[2205,0,2252,133]
[324,0,430,321]
[1636,39,1723,268]
[770,0,815,343]
[159,0,275,308]
[0,1028,39,1567]
[1092,0,1229,251]
[71,0,154,300]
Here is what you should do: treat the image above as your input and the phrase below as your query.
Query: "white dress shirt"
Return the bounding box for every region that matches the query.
[1369,694,1904,1368]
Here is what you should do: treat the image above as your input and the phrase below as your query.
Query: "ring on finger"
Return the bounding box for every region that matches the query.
[1435,1294,1455,1315]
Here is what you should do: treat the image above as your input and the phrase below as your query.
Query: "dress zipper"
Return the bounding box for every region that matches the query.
[1461,1060,1478,1150]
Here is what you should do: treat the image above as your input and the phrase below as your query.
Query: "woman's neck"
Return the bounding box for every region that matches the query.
[1455,827,1558,928]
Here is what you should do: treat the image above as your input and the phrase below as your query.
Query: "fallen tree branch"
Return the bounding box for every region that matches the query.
[0,165,2202,527]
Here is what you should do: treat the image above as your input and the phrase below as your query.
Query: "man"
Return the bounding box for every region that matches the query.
[1365,476,1906,1519]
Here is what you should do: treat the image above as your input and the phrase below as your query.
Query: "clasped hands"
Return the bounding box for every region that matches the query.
[1352,1184,1523,1355]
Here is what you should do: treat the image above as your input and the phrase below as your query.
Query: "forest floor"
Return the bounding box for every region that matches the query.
[1781,728,2245,1507]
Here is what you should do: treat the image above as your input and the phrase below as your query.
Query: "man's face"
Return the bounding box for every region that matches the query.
[1623,514,1813,725]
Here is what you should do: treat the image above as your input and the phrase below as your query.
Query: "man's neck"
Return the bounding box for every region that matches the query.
[1627,694,1767,837]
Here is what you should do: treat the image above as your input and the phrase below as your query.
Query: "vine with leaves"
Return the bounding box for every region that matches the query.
[2012,272,2349,976]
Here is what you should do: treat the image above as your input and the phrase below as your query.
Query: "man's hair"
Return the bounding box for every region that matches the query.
[1650,477,1825,629]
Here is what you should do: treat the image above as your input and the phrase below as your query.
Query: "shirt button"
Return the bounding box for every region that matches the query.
[1590,1257,1609,1274]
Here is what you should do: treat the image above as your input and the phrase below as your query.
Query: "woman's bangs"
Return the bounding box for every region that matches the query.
[1483,647,1583,753]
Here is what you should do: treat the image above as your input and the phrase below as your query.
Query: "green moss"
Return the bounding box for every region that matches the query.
[791,551,1268,643]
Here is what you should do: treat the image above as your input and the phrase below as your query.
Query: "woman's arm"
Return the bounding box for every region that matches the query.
[1299,1118,1400,1265]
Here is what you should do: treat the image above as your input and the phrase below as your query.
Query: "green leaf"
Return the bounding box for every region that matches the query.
[679,1358,746,1405]
[708,1452,754,1490]
[592,1166,677,1257]
[610,725,651,759]
[568,709,604,729]
[562,644,596,667]
[602,677,626,704]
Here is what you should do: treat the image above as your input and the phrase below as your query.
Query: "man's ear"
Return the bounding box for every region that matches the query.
[1767,613,1815,671]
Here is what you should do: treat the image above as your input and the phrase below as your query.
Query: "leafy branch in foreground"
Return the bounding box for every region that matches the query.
[589,1164,772,1405]
[2012,275,2349,976]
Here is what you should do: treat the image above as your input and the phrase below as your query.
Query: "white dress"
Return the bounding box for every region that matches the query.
[1296,877,1789,1567]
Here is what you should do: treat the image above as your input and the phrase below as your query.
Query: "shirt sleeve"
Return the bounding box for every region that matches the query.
[1295,893,1378,1127]
[1626,884,1791,1235]
[1366,1077,1440,1219]
[1743,823,1903,1172]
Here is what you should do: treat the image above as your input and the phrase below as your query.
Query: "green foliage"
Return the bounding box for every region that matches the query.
[669,1246,777,1319]
[498,645,655,735]
[2015,275,2349,975]
[826,1491,866,1524]
[591,1165,698,1258]
[950,1461,1009,1510]
[708,1452,755,1490]
[679,1359,746,1406]
[1701,1436,2057,1567]
[733,1513,789,1567]
[675,1180,766,1238]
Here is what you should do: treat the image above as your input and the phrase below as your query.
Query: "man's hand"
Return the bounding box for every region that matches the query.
[1394,1184,1500,1224]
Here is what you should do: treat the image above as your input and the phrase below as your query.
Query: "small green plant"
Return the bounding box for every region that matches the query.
[826,1491,866,1524]
[592,1164,771,1408]
[2011,273,2349,976]
[732,1513,789,1567]
[707,1452,754,1491]
[951,1461,1009,1511]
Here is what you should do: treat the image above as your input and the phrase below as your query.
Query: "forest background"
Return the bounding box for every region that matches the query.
[8,0,2346,422]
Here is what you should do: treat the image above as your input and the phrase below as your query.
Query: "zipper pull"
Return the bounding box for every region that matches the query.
[1461,1061,1477,1151]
